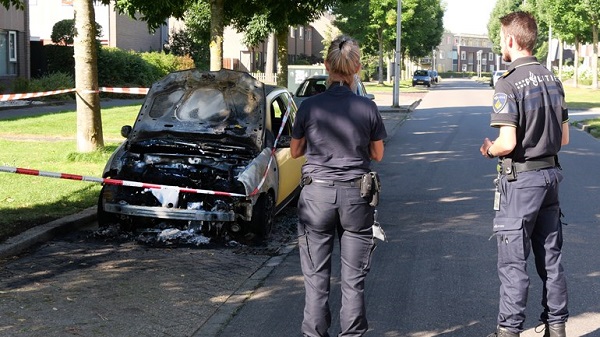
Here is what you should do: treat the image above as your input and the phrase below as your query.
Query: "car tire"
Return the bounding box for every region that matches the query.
[427,83,431,88]
[248,192,275,240]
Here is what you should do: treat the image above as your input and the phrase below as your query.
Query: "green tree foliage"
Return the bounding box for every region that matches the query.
[0,0,23,9]
[332,0,444,81]
[333,0,396,83]
[230,0,342,86]
[164,2,211,69]
[50,19,103,45]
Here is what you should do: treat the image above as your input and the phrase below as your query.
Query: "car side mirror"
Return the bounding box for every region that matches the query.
[366,94,375,100]
[121,125,132,138]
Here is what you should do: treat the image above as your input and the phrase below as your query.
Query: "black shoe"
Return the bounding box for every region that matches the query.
[486,326,520,337]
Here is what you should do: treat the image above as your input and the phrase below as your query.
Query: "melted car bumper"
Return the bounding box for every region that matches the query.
[104,203,236,221]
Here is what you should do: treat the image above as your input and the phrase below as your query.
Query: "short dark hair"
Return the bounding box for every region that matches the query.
[500,11,537,52]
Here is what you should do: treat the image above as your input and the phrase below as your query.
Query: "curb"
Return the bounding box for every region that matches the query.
[574,121,593,134]
[191,242,298,336]
[378,99,422,113]
[0,207,97,259]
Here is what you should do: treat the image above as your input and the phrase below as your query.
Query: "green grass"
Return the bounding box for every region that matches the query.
[364,79,427,93]
[563,86,600,138]
[564,86,600,110]
[0,104,141,241]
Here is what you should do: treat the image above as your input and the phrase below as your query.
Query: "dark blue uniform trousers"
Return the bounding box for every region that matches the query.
[493,168,568,333]
[297,183,376,337]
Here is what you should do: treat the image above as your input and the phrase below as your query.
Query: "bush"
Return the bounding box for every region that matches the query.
[97,47,157,87]
[139,51,187,79]
[45,45,75,77]
[10,72,74,100]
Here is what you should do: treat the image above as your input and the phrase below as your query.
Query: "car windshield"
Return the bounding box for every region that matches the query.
[414,70,429,76]
[296,78,328,97]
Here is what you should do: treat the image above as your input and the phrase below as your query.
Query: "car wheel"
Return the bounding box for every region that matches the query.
[248,192,275,239]
[427,83,431,88]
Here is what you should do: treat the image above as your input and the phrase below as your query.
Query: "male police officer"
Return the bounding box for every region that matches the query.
[480,11,570,337]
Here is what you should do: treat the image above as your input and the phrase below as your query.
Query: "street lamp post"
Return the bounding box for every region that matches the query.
[393,0,402,107]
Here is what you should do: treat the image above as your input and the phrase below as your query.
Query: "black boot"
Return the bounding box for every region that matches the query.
[486,326,520,337]
[543,323,566,337]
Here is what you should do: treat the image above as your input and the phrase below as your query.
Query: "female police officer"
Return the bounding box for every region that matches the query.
[290,35,387,337]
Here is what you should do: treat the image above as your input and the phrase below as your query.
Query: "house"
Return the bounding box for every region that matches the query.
[433,32,501,74]
[28,0,168,78]
[29,0,167,51]
[222,12,336,75]
[0,1,30,91]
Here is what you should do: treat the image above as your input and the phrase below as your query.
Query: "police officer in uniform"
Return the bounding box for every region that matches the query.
[480,11,570,337]
[290,35,387,337]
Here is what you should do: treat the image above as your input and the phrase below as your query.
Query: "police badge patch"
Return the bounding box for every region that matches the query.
[493,93,508,113]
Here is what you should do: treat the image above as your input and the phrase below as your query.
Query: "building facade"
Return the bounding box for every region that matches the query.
[222,13,335,75]
[28,0,167,52]
[434,31,504,74]
[0,1,30,90]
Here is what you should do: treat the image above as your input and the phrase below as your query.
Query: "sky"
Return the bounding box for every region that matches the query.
[443,0,497,35]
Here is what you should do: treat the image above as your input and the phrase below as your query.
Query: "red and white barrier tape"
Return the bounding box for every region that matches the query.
[0,89,77,101]
[0,87,149,102]
[98,87,149,95]
[0,87,295,199]
[0,166,246,197]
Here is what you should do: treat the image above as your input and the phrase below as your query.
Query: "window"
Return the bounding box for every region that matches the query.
[299,27,304,40]
[8,31,17,62]
[307,28,312,41]
[439,51,444,59]
[289,27,295,38]
[489,52,494,61]
[0,31,17,76]
[447,36,451,44]
[461,51,466,60]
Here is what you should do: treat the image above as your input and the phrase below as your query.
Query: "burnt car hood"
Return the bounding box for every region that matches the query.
[129,69,267,150]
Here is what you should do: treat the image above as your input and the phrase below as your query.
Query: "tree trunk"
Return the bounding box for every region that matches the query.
[266,33,276,74]
[377,30,384,85]
[276,29,288,88]
[209,0,224,71]
[592,24,598,89]
[573,38,579,88]
[558,39,563,80]
[73,0,103,152]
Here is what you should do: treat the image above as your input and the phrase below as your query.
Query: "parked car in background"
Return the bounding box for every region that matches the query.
[97,69,304,243]
[293,74,375,108]
[490,70,506,88]
[412,69,432,87]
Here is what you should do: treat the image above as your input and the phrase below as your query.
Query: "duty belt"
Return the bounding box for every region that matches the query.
[501,156,557,174]
[306,177,362,187]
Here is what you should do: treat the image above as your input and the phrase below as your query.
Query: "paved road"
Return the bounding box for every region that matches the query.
[1,80,599,337]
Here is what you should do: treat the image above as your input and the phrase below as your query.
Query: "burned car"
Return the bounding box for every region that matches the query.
[97,69,304,242]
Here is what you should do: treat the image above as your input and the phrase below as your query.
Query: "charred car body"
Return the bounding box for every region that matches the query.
[98,69,304,241]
